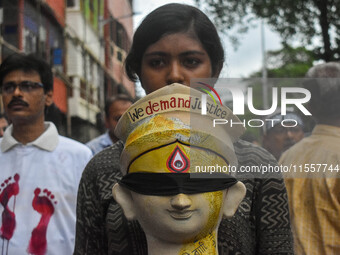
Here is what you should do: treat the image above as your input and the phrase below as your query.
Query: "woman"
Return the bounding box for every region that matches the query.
[74,4,293,255]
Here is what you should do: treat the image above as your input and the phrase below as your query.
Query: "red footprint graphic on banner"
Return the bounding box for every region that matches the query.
[0,174,20,241]
[27,188,57,255]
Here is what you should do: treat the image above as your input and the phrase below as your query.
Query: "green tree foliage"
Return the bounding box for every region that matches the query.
[195,0,340,61]
[251,43,315,77]
[237,44,316,139]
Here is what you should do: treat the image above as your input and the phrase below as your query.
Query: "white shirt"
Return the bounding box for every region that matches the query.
[0,122,92,255]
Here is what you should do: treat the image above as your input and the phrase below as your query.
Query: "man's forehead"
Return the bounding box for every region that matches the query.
[110,100,132,111]
[3,69,41,81]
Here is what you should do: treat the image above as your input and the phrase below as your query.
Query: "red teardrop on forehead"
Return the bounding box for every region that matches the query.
[166,145,190,173]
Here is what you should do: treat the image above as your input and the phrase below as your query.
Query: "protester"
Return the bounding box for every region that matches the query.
[0,112,8,137]
[86,95,133,155]
[74,4,293,255]
[0,53,92,254]
[262,110,304,160]
[280,62,340,255]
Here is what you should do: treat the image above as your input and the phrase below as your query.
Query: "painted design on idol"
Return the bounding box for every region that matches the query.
[179,233,218,255]
[167,146,190,173]
[178,191,222,255]
[27,188,57,255]
[0,174,20,255]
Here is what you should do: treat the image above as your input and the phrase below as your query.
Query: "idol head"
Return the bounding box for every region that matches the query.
[112,84,246,246]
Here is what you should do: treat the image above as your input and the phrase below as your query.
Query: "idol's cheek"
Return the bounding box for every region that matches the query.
[198,191,224,239]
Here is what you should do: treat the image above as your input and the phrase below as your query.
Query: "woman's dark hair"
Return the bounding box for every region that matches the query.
[125,3,224,81]
[0,53,53,93]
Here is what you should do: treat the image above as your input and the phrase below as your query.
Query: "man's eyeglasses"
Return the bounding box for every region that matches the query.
[1,81,44,94]
[270,125,303,134]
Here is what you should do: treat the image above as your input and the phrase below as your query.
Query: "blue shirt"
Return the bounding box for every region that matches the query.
[86,132,113,155]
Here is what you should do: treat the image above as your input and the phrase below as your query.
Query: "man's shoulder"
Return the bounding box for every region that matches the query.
[0,137,4,155]
[58,135,92,156]
[86,133,112,155]
[81,140,124,178]
[86,133,108,146]
[280,133,333,164]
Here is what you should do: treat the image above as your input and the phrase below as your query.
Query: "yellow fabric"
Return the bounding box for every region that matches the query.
[279,125,340,255]
[129,141,228,174]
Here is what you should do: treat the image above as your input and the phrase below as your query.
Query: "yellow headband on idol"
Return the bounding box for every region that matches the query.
[128,140,229,174]
[115,83,245,175]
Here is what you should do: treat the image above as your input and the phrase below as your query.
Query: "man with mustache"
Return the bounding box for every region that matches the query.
[262,110,305,161]
[0,53,92,255]
[86,95,133,155]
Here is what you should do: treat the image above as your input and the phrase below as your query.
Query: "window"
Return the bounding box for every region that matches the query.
[24,28,37,53]
[110,19,130,52]
[67,0,76,7]
[80,80,86,100]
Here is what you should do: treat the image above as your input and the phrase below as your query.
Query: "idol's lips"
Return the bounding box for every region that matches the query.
[167,210,195,220]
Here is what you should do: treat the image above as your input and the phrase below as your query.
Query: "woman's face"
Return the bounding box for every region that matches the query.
[140,33,213,94]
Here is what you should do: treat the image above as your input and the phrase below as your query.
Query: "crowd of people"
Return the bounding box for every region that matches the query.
[0,3,338,255]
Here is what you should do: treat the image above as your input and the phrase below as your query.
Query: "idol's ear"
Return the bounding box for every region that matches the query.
[222,181,246,218]
[112,183,137,220]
